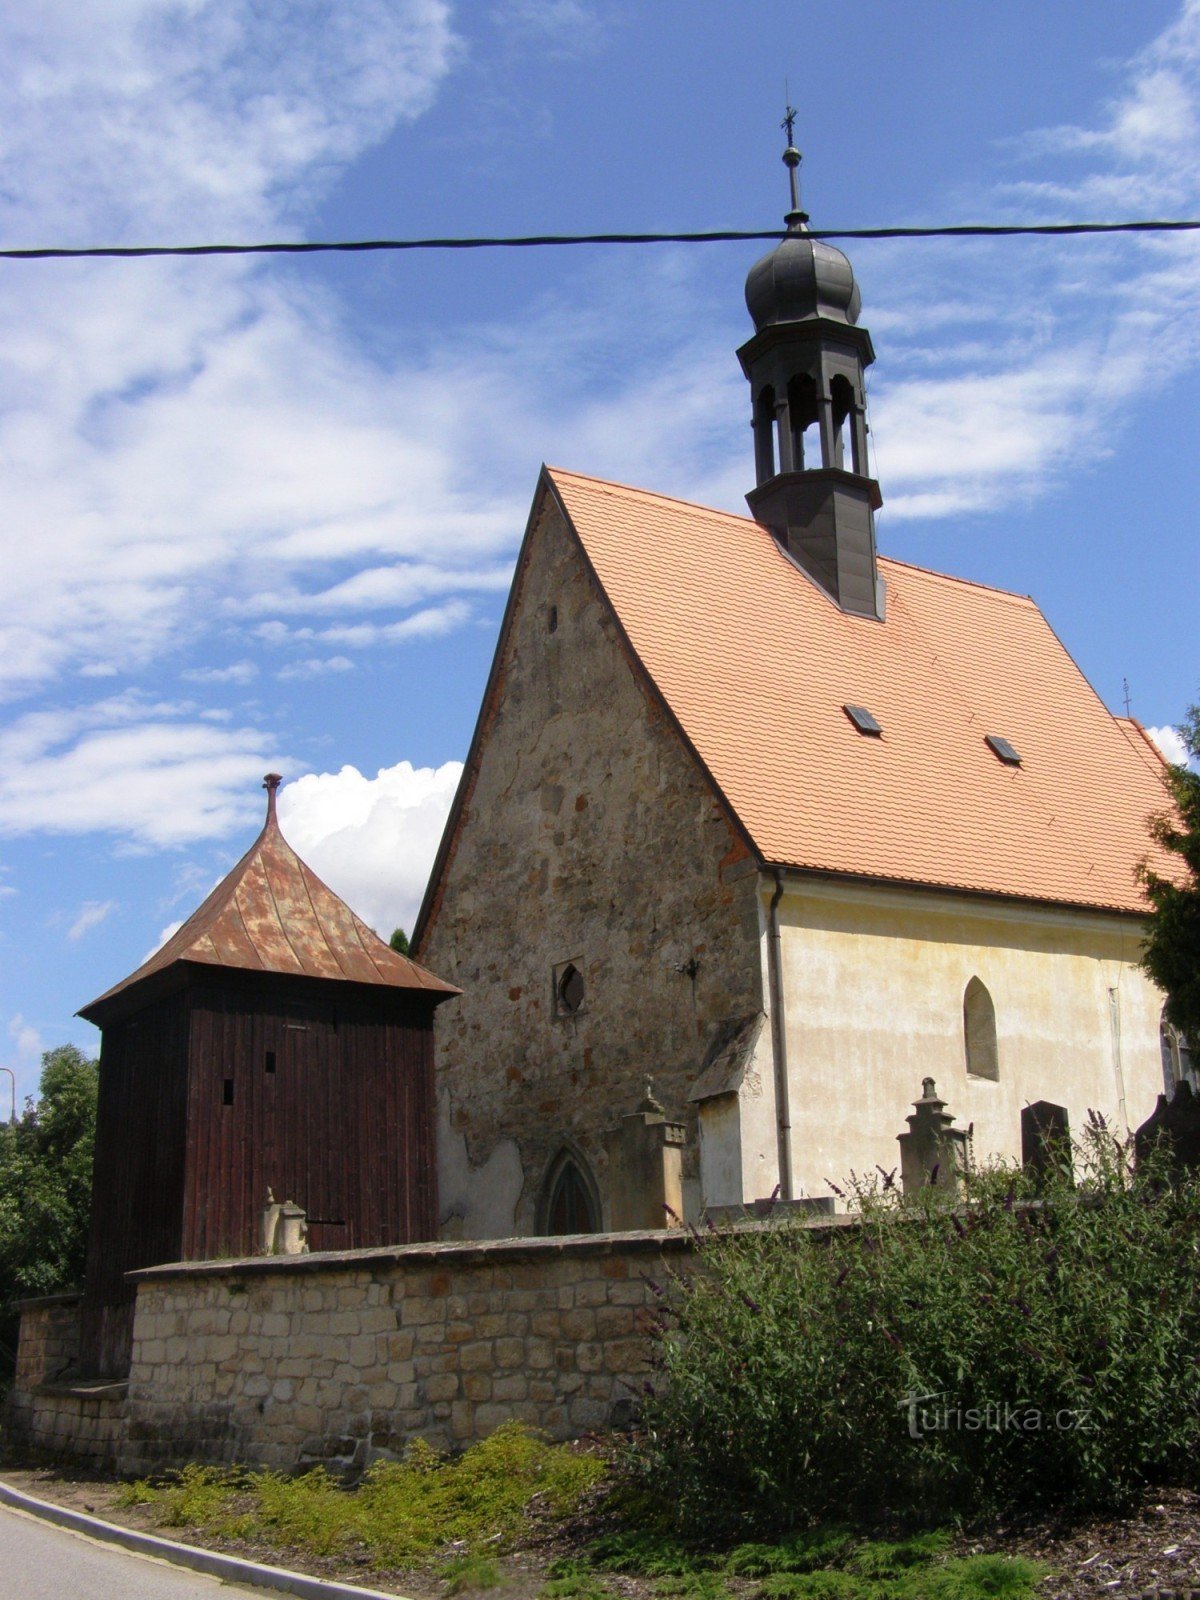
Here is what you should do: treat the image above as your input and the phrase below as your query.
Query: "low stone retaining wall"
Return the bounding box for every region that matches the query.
[10,1294,80,1395]
[6,1294,128,1468]
[122,1228,694,1475]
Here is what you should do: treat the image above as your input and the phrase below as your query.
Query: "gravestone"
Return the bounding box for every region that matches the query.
[1134,1079,1200,1172]
[898,1077,971,1199]
[1021,1100,1072,1186]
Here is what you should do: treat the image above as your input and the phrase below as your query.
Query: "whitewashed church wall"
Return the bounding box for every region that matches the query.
[771,875,1165,1198]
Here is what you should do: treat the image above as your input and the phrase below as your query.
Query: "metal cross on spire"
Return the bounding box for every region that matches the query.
[780,103,807,227]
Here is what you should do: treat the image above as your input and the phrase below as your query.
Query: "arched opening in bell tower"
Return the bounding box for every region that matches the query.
[787,373,820,470]
[830,374,858,472]
[753,385,776,481]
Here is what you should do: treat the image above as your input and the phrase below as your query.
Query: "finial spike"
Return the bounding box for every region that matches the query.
[263,772,282,824]
[779,103,807,229]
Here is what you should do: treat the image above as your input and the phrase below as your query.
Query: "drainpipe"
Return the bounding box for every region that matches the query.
[766,868,794,1201]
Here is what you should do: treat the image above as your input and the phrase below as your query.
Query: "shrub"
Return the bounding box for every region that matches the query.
[125,1423,605,1566]
[632,1125,1200,1538]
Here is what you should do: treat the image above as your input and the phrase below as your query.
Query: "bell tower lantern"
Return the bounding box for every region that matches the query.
[738,114,883,619]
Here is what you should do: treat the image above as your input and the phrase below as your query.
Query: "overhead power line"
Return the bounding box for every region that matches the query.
[0,219,1198,261]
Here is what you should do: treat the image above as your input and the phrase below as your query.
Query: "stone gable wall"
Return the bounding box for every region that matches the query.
[120,1231,694,1476]
[419,494,765,1238]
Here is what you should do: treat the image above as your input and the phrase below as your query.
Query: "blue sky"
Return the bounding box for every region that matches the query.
[1,0,1197,1101]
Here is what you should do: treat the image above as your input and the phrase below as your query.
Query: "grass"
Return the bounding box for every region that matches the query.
[443,1553,506,1593]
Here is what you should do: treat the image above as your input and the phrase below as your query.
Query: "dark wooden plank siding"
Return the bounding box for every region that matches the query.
[79,995,190,1377]
[180,977,438,1261]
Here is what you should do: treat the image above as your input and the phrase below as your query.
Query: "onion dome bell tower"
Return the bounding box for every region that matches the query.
[738,115,883,620]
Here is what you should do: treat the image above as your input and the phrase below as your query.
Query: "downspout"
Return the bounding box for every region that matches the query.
[766,867,795,1201]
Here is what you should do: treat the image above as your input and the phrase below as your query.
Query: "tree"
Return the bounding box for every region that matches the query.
[0,1044,98,1379]
[389,927,410,955]
[1141,701,1200,1045]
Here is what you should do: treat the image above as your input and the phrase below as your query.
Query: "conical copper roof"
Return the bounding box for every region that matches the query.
[81,775,458,1023]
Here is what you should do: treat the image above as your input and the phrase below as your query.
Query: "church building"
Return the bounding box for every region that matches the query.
[412,139,1178,1239]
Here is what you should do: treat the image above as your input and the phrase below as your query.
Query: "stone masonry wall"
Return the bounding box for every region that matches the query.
[419,490,764,1238]
[11,1294,80,1394]
[121,1230,694,1476]
[6,1294,128,1468]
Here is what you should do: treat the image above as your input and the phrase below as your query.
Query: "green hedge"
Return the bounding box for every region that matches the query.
[633,1124,1200,1539]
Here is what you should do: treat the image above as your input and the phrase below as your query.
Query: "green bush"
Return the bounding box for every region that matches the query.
[123,1423,605,1566]
[633,1124,1200,1538]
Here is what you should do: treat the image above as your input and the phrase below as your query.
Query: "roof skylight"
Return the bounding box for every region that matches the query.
[986,734,1022,766]
[844,704,882,737]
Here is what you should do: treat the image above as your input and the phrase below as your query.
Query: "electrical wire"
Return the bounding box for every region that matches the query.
[0,219,1198,261]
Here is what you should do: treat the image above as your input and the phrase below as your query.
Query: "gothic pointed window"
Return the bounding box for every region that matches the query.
[541,1147,601,1236]
[963,977,999,1082]
[1161,1009,1196,1095]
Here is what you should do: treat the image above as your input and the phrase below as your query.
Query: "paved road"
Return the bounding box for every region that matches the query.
[0,1502,265,1599]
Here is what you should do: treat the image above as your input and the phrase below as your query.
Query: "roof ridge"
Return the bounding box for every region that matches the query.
[545,465,755,527]
[876,552,1036,604]
[1115,714,1172,775]
[546,466,1039,605]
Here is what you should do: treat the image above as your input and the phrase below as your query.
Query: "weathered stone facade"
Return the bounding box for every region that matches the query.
[419,493,765,1237]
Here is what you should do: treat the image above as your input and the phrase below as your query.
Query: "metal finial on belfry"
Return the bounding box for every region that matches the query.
[263,772,282,824]
[780,103,808,230]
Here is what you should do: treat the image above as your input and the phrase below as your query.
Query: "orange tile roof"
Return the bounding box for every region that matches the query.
[82,788,458,1022]
[546,467,1174,915]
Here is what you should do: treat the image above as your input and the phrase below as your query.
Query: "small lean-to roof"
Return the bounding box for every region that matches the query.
[82,777,458,1023]
[545,468,1173,916]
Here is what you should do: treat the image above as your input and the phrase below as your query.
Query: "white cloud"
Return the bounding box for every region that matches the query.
[144,918,185,962]
[67,899,117,941]
[276,655,355,681]
[0,0,465,700]
[1147,724,1191,765]
[319,601,475,648]
[276,760,463,937]
[8,1012,43,1062]
[490,0,606,57]
[0,693,281,846]
[240,561,514,616]
[183,661,259,685]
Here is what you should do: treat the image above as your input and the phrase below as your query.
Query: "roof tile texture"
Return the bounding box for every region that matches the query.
[548,468,1172,915]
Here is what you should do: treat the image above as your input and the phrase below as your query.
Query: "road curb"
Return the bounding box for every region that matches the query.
[0,1477,408,1600]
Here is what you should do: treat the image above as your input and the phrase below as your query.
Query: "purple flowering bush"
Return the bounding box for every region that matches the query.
[633,1125,1200,1539]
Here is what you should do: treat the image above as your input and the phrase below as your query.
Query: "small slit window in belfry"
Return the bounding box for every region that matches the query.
[554,960,586,1016]
[843,703,882,736]
[264,1050,276,1074]
[548,604,558,634]
[985,734,1022,766]
[222,1078,234,1106]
